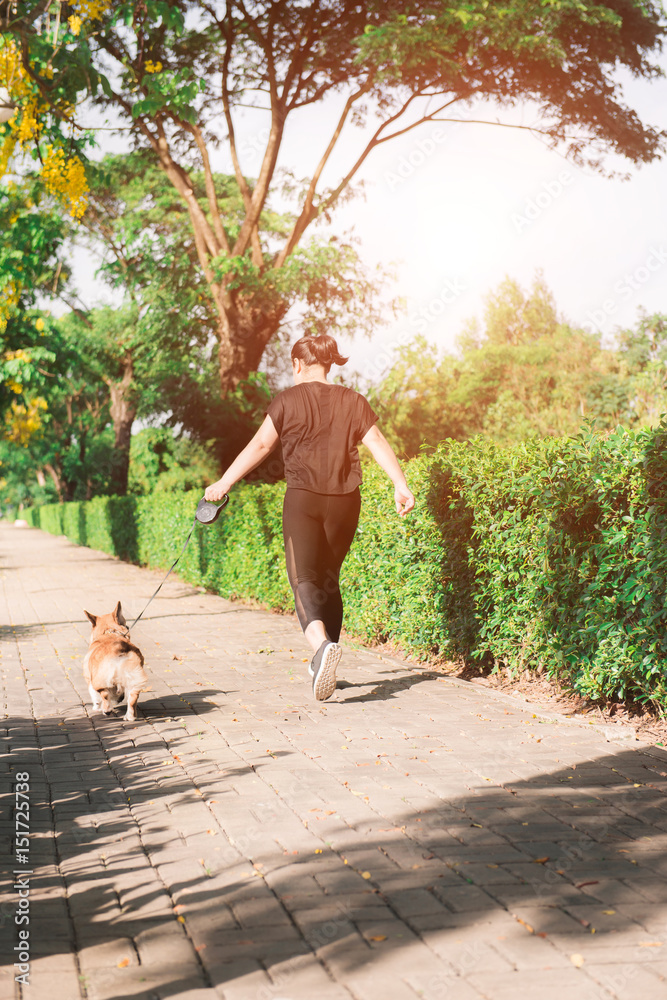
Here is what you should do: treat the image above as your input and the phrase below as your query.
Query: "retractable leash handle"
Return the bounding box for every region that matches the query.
[129,494,230,630]
[195,494,230,524]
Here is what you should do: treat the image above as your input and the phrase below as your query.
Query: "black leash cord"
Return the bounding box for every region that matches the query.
[129,515,198,631]
[129,495,229,631]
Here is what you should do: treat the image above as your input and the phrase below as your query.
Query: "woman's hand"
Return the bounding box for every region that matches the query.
[205,480,230,502]
[395,484,415,516]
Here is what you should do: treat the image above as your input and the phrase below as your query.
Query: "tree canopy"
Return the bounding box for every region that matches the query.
[2,0,665,396]
[371,275,667,454]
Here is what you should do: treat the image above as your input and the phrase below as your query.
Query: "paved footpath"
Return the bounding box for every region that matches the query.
[2,523,667,1000]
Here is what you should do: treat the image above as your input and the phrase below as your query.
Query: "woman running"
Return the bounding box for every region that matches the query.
[205,334,415,700]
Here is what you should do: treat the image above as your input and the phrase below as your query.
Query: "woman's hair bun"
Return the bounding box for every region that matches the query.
[291,334,349,373]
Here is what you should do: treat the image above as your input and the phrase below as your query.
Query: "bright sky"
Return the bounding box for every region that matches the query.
[72,51,667,385]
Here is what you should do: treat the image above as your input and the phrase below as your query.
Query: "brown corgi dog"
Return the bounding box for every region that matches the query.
[83,601,147,721]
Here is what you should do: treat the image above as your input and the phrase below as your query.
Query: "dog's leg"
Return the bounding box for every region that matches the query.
[124,689,141,722]
[89,683,101,711]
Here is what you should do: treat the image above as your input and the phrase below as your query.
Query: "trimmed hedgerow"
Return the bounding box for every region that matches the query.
[24,422,667,710]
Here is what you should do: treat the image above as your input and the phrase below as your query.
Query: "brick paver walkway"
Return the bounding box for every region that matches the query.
[2,522,667,1000]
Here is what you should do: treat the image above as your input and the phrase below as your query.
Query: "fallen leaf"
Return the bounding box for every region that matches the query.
[117,958,130,968]
[570,954,585,968]
[533,857,549,864]
[602,910,616,915]
[471,823,483,828]
[370,935,387,942]
[361,871,372,879]
[314,849,323,854]
[639,942,663,948]
[515,917,534,934]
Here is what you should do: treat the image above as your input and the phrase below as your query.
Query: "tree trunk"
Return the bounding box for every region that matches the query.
[218,295,288,396]
[44,462,64,501]
[107,352,138,496]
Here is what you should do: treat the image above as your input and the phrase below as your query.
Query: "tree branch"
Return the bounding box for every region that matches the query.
[231,0,286,256]
[280,0,320,108]
[186,121,231,256]
[274,90,428,263]
[220,5,264,266]
[275,78,374,267]
[314,98,581,226]
[55,291,93,327]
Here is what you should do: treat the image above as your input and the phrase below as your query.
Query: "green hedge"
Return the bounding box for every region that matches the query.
[24,422,667,709]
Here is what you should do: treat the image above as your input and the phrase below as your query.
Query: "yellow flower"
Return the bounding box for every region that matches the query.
[68,15,83,36]
[11,95,45,149]
[0,134,17,178]
[72,0,113,20]
[4,397,48,445]
[145,60,163,74]
[35,318,45,332]
[0,281,20,334]
[40,145,89,220]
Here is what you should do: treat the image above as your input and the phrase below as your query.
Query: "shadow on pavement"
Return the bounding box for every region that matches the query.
[337,669,441,703]
[0,609,245,642]
[4,703,667,999]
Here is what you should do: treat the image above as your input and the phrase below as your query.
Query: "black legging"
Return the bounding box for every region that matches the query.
[282,487,361,643]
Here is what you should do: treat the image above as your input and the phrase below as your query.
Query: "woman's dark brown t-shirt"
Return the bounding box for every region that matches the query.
[267,382,378,495]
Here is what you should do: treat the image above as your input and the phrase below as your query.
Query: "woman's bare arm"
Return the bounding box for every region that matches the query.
[205,415,279,500]
[361,424,415,516]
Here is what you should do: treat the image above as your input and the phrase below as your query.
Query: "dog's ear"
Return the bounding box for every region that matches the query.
[84,610,97,626]
[113,600,126,626]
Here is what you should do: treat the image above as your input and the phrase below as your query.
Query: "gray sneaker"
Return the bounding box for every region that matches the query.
[309,641,341,701]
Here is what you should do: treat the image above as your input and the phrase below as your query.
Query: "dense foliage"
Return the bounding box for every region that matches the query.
[371,276,667,454]
[1,147,390,498]
[3,1,665,391]
[24,420,667,711]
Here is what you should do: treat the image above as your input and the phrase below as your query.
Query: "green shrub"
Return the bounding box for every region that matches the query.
[429,424,667,707]
[24,421,667,710]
